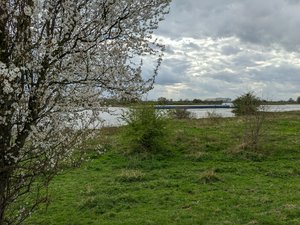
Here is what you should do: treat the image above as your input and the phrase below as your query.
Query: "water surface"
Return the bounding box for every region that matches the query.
[98,104,300,127]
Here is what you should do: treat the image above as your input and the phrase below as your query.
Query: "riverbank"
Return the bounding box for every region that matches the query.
[27,111,300,225]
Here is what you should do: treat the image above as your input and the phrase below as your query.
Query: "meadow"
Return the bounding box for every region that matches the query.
[26,111,300,225]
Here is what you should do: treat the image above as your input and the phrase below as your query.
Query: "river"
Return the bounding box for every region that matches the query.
[97,104,300,127]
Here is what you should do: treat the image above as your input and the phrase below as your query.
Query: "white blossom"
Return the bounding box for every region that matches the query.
[0,0,171,223]
[3,80,13,94]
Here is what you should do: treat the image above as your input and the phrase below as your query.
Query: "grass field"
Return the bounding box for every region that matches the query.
[26,111,300,225]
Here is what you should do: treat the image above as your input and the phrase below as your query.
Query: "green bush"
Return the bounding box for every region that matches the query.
[121,104,170,154]
[232,92,262,116]
[169,108,193,119]
[232,92,268,153]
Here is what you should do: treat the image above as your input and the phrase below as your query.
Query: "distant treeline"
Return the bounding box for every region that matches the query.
[102,97,300,107]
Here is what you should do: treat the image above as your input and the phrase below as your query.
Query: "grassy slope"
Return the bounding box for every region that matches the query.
[27,112,300,225]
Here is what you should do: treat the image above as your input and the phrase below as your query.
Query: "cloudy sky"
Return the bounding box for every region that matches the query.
[146,0,300,101]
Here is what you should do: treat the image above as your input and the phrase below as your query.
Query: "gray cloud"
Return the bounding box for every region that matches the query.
[252,65,300,83]
[221,46,241,56]
[155,58,191,85]
[159,0,300,50]
[148,0,300,100]
[209,71,242,84]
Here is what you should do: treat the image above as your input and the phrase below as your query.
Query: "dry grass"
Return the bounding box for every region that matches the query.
[117,169,145,182]
[199,169,222,184]
[185,151,208,161]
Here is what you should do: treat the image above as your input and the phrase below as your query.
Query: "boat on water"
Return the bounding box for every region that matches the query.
[155,104,233,109]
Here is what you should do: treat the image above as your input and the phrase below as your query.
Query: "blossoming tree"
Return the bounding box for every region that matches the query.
[0,0,171,223]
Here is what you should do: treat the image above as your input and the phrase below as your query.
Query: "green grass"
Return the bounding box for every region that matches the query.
[26,111,300,225]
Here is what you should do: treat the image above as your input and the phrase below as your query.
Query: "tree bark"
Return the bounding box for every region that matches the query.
[0,1,9,63]
[0,170,9,225]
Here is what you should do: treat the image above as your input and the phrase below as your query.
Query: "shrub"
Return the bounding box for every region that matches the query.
[206,110,222,123]
[232,92,262,116]
[232,93,269,153]
[240,111,267,152]
[121,104,170,154]
[169,108,193,119]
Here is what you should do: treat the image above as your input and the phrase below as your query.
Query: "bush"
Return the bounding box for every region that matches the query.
[240,110,268,152]
[232,93,269,153]
[121,104,170,154]
[232,92,262,116]
[169,108,193,119]
[206,110,222,123]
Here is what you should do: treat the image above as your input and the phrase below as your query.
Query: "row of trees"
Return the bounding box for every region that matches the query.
[0,0,171,224]
[287,97,300,103]
[156,97,229,105]
[82,96,300,107]
[156,97,300,105]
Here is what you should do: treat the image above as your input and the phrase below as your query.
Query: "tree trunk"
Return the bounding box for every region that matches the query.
[0,2,9,64]
[0,125,11,225]
[0,170,9,225]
